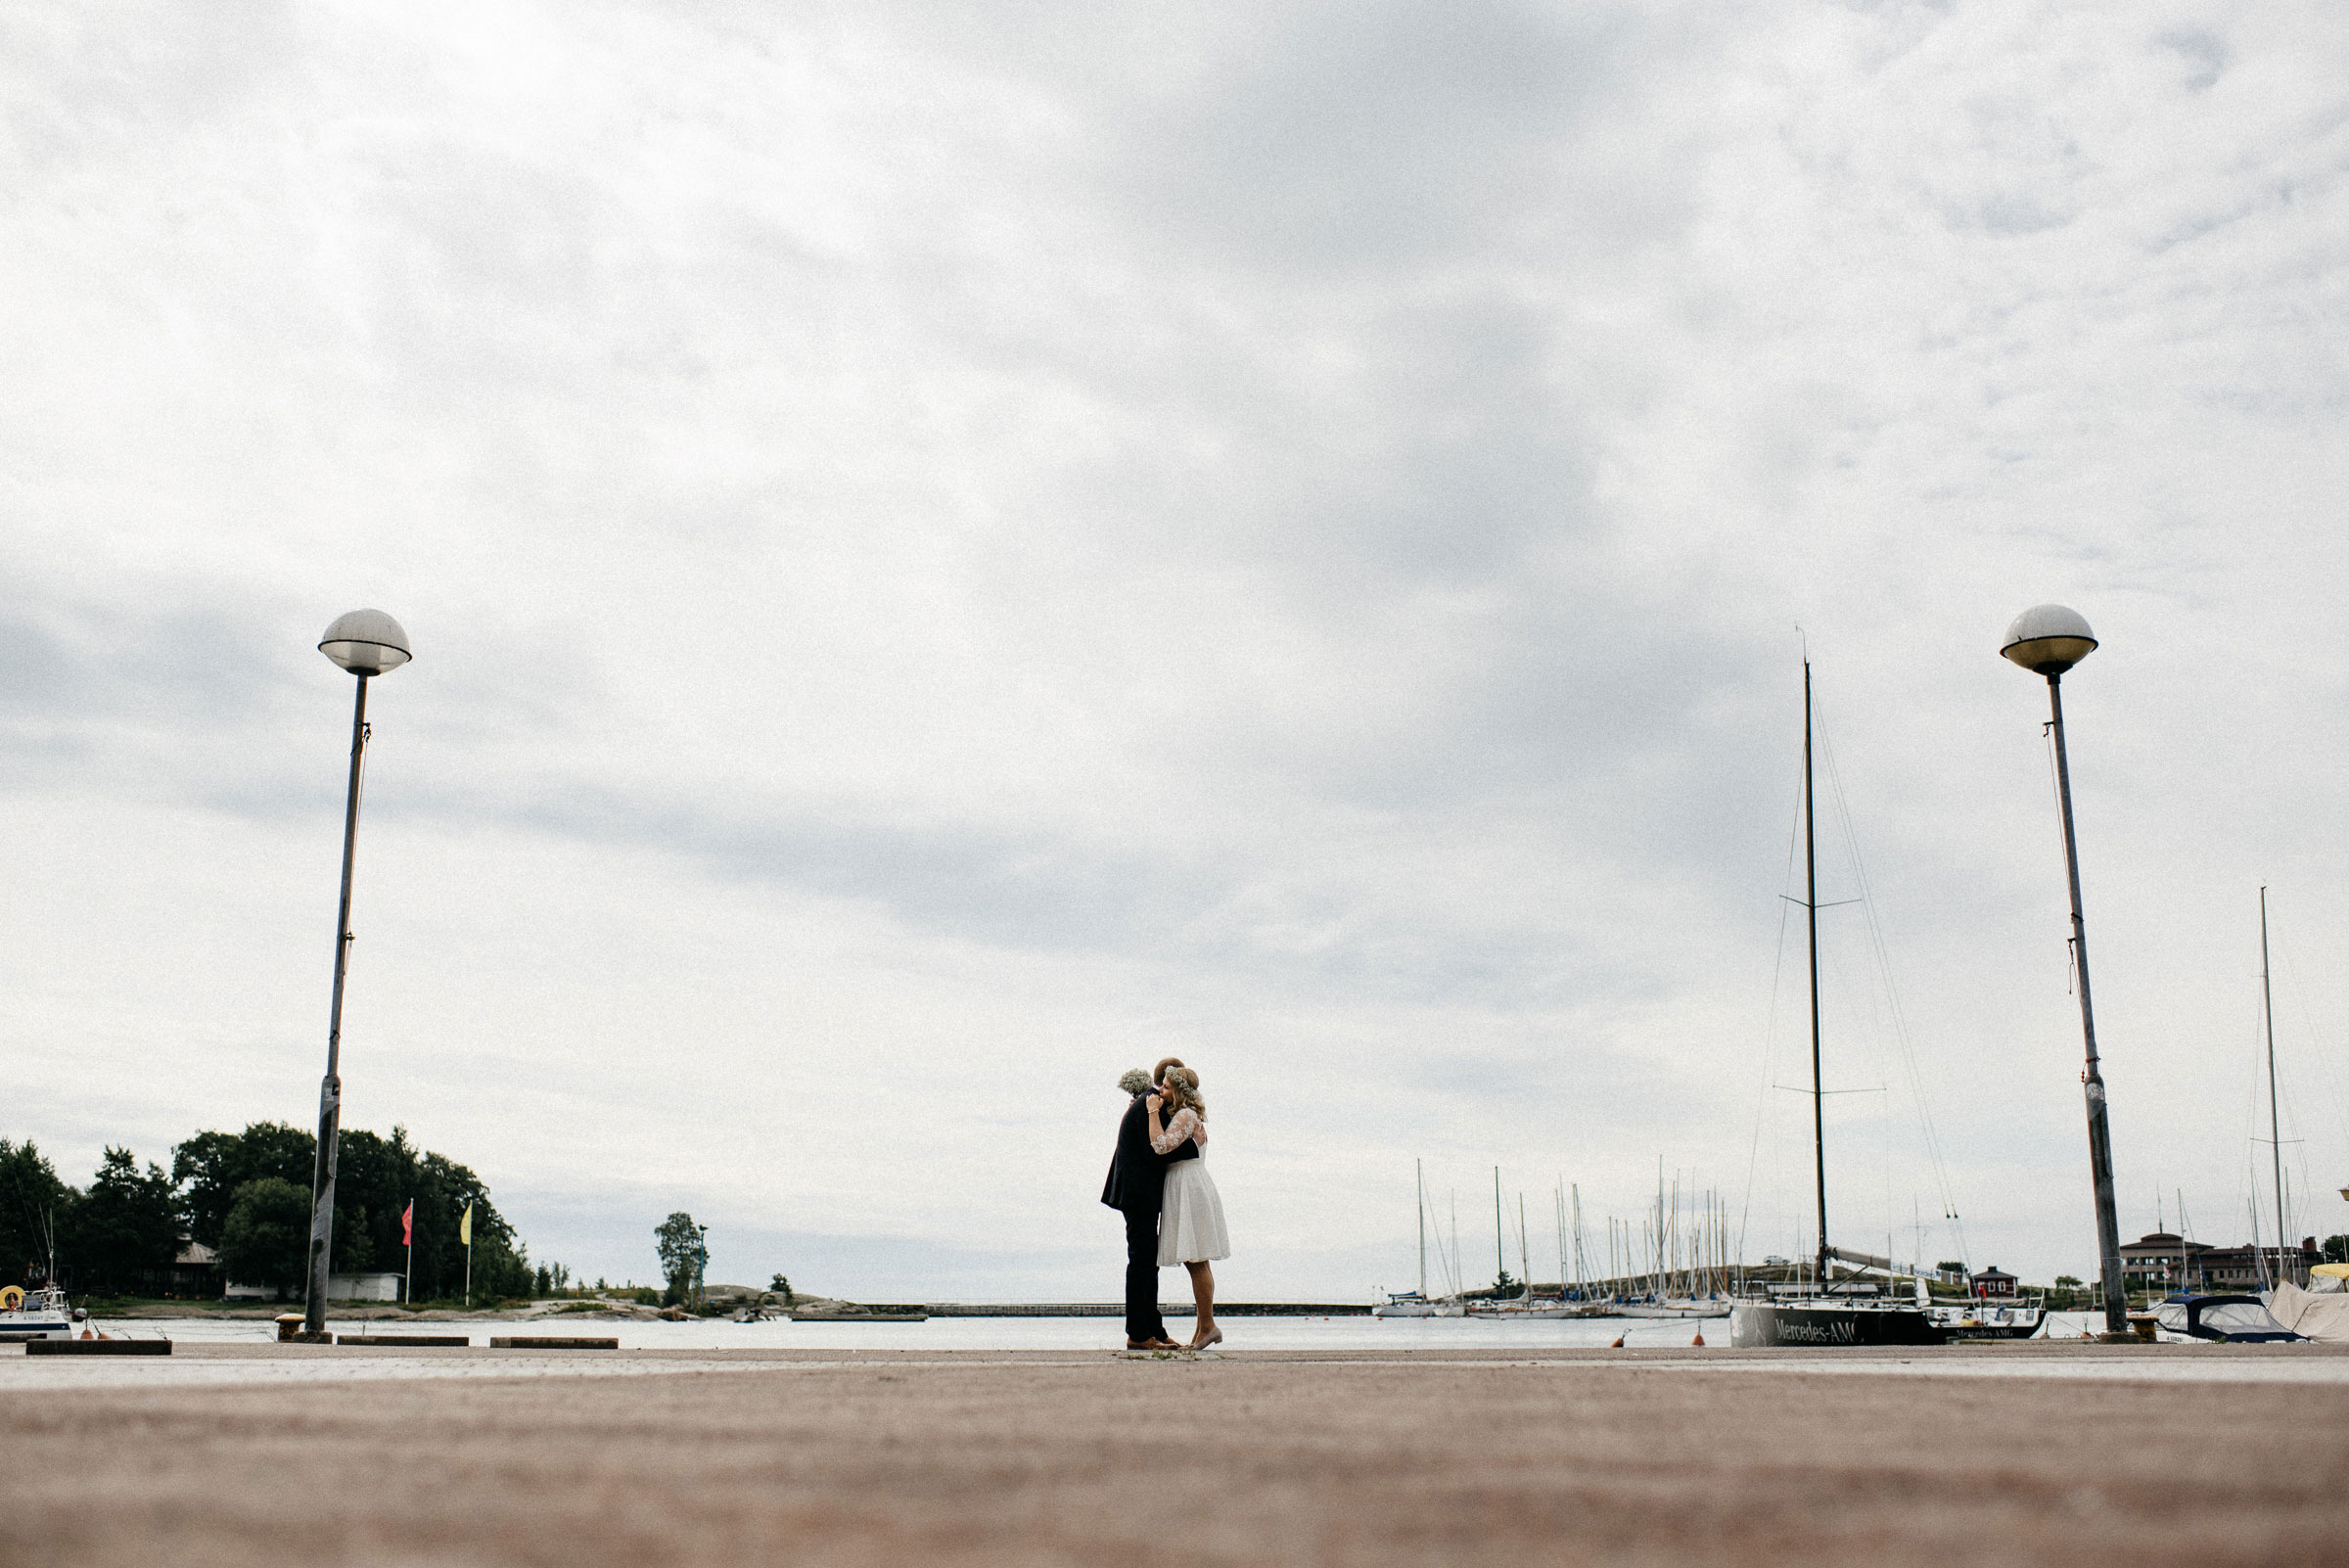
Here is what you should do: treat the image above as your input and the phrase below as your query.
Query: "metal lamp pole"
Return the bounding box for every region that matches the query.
[2002,605,2128,1338]
[300,610,412,1341]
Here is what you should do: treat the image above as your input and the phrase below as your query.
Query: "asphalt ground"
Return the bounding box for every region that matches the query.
[6,1342,2347,1566]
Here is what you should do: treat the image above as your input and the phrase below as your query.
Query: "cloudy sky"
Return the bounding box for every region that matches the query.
[5,0,2346,1301]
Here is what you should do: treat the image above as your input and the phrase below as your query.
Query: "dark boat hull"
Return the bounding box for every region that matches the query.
[1729,1302,1948,1348]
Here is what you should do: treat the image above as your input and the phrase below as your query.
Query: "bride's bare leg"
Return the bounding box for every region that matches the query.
[1186,1261,1219,1347]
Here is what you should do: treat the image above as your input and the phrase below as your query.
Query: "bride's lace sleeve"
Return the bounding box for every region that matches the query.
[1150,1107,1204,1155]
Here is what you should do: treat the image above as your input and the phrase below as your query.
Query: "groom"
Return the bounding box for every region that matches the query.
[1101,1056,1199,1351]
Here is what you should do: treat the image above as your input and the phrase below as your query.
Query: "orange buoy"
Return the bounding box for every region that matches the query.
[1608,1333,1626,1349]
[1691,1331,1705,1347]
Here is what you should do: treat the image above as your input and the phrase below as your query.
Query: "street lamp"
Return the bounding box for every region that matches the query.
[2001,603,2128,1339]
[299,609,412,1341]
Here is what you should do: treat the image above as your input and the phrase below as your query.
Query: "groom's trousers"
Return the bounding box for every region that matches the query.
[1122,1206,1165,1343]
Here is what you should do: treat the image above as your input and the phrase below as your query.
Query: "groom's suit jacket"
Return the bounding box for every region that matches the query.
[1100,1092,1199,1215]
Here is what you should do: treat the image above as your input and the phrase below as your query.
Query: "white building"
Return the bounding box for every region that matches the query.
[223,1271,404,1302]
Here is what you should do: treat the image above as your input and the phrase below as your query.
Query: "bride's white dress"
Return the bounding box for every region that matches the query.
[1151,1107,1230,1265]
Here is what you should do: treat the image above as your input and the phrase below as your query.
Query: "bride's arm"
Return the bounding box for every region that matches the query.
[1149,1107,1198,1156]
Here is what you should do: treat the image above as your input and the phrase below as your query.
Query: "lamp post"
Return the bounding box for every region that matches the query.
[2001,604,2128,1338]
[299,610,412,1341]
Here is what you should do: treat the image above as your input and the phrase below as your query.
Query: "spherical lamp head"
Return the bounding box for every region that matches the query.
[319,609,412,676]
[2001,604,2096,677]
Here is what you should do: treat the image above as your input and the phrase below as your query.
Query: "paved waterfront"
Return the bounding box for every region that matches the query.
[6,1342,2347,1565]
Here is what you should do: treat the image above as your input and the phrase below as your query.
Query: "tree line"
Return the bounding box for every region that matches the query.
[2,1123,533,1302]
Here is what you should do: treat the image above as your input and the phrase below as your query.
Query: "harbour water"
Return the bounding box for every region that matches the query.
[90,1311,2114,1352]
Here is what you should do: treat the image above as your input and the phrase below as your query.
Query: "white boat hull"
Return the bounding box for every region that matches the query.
[1615,1300,1733,1319]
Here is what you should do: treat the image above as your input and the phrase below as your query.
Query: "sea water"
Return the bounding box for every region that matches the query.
[90,1310,2113,1352]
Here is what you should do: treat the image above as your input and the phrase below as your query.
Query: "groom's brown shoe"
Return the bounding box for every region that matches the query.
[1127,1338,1180,1351]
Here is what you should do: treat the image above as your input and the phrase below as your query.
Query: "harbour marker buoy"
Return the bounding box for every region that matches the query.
[1691,1331,1705,1347]
[1608,1333,1626,1349]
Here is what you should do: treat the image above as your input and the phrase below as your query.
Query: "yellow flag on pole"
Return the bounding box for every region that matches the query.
[459,1203,473,1245]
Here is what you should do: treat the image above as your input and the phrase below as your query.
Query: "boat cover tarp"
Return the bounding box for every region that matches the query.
[2268,1281,2349,1343]
[2152,1294,2305,1342]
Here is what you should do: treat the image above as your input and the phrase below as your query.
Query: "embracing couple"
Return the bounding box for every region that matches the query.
[1100,1056,1230,1352]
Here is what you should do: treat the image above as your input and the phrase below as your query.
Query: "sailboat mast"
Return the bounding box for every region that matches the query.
[1518,1194,1530,1293]
[1806,659,1829,1289]
[1494,1168,1505,1288]
[1416,1159,1427,1299]
[1572,1183,1584,1292]
[2261,887,2289,1287]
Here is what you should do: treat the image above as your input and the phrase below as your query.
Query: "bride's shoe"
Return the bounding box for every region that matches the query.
[1189,1326,1223,1351]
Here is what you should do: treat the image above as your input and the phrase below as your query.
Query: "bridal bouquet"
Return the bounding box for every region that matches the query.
[1117,1068,1151,1095]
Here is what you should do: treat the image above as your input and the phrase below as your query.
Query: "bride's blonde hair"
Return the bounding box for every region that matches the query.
[1161,1065,1205,1119]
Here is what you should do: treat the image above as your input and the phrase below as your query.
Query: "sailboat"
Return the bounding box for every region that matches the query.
[1375,1160,1462,1316]
[1729,660,1945,1350]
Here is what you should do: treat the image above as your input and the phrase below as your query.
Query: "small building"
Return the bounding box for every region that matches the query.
[328,1271,405,1303]
[168,1240,220,1298]
[223,1271,405,1303]
[2120,1231,2213,1291]
[1970,1266,2017,1298]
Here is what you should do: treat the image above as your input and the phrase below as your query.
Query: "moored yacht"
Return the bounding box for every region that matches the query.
[0,1282,80,1342]
[1728,660,1943,1351]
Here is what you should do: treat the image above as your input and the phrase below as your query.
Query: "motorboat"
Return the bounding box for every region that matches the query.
[1925,1296,2046,1340]
[0,1283,80,1342]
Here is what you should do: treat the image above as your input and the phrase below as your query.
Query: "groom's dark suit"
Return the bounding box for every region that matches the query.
[1101,1091,1200,1344]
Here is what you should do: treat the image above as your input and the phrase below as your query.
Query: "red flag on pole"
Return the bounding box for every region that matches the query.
[401,1201,414,1247]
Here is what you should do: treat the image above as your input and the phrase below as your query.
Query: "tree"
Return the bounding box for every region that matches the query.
[1935,1261,1966,1277]
[69,1147,183,1296]
[1,1138,72,1288]
[770,1272,795,1306]
[219,1178,313,1298]
[656,1213,702,1306]
[174,1124,314,1248]
[173,1123,533,1300]
[2323,1236,2347,1265]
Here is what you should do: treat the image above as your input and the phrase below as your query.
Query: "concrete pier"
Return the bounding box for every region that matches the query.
[5,1341,2345,1565]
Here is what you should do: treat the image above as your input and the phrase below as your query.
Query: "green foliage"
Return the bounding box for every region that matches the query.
[2053,1274,2084,1287]
[172,1123,530,1301]
[1935,1261,1966,1276]
[770,1273,795,1306]
[69,1147,183,1295]
[0,1138,70,1287]
[1493,1268,1517,1296]
[174,1124,313,1248]
[219,1178,312,1297]
[655,1212,704,1303]
[2322,1235,2347,1265]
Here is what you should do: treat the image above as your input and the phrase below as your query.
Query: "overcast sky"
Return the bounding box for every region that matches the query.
[5,0,2346,1302]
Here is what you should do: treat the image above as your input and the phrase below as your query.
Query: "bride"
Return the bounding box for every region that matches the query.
[1147,1066,1230,1350]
